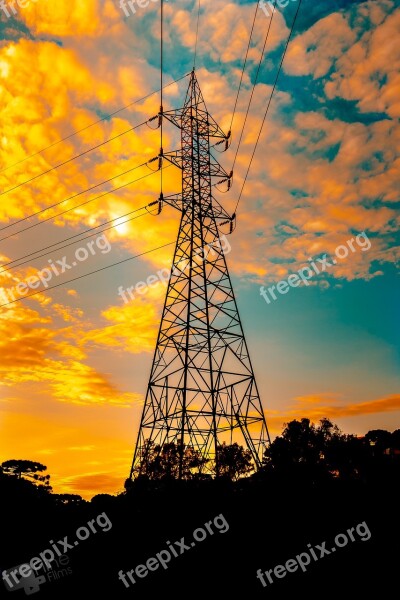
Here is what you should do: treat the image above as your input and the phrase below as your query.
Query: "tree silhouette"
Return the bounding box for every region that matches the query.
[320,421,363,479]
[263,418,320,468]
[52,493,85,506]
[1,459,51,487]
[131,440,208,480]
[262,418,366,481]
[365,429,392,455]
[392,429,400,450]
[215,442,254,481]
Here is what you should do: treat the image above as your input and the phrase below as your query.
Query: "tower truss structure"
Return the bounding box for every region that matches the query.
[130,71,270,479]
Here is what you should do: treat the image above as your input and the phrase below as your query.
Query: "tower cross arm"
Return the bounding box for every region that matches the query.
[161,192,231,220]
[163,109,228,141]
[162,149,230,181]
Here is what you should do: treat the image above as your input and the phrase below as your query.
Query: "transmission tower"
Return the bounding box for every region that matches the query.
[129,71,270,479]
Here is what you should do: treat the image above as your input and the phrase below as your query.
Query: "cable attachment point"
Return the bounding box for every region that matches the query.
[158,105,163,129]
[158,147,164,170]
[225,130,231,151]
[146,114,160,130]
[216,170,233,193]
[214,131,231,153]
[146,155,160,172]
[230,213,236,234]
[226,170,233,191]
[218,212,236,234]
[147,193,163,216]
[157,192,163,215]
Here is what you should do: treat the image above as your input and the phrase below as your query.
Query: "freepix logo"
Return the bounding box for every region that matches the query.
[2,555,72,595]
[2,512,112,595]
[2,566,45,595]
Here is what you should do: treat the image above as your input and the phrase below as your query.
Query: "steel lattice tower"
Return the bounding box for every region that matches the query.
[129,71,270,479]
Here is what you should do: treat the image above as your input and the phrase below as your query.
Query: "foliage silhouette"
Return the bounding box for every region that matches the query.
[130,439,208,480]
[1,459,51,488]
[214,442,254,480]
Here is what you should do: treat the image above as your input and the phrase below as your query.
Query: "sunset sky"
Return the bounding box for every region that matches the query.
[0,0,399,499]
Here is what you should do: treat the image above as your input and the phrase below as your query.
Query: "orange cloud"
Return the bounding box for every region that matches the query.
[284,12,356,78]
[326,6,400,118]
[265,393,400,434]
[79,284,164,354]
[21,0,118,38]
[58,472,125,497]
[169,0,289,64]
[0,298,142,406]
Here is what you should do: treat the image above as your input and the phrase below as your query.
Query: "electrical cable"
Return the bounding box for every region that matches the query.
[0,118,150,198]
[0,206,149,273]
[0,241,176,308]
[231,0,278,174]
[0,159,163,241]
[228,1,260,136]
[233,0,303,214]
[0,73,190,175]
[193,0,201,70]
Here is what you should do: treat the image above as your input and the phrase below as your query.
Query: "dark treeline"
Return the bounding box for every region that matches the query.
[1,418,399,598]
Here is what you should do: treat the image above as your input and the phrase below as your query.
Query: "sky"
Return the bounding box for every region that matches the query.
[0,0,399,499]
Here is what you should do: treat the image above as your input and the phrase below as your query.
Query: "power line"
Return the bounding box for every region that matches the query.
[1,211,148,274]
[0,118,150,198]
[193,0,201,70]
[160,0,164,198]
[0,166,171,244]
[0,241,176,308]
[0,158,160,240]
[0,73,190,175]
[0,205,150,273]
[231,0,278,174]
[228,0,260,135]
[234,0,303,214]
